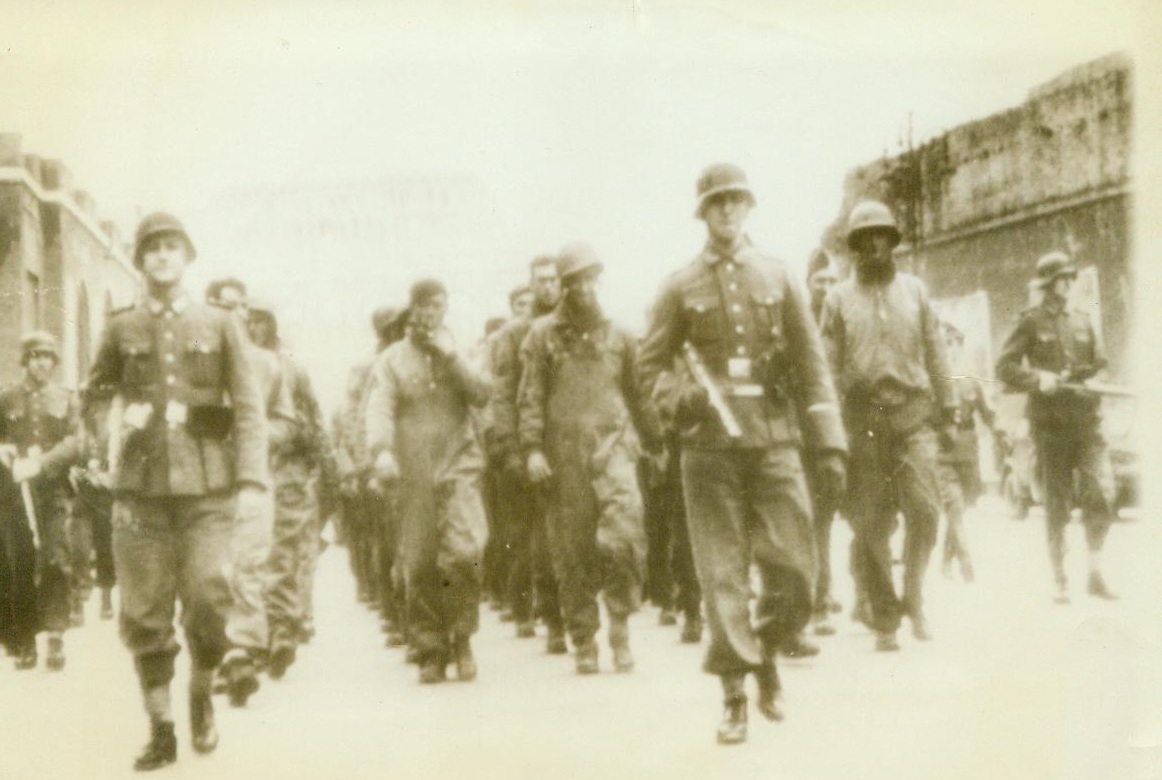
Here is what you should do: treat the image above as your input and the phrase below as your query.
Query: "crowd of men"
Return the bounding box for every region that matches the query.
[0,162,1124,769]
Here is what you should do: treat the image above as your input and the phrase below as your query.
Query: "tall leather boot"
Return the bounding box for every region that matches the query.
[45,632,66,671]
[716,674,747,745]
[190,667,219,755]
[134,720,177,772]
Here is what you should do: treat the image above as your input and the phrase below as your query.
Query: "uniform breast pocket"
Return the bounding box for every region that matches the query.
[750,292,783,341]
[1032,330,1059,362]
[120,341,154,388]
[683,296,723,344]
[185,340,223,388]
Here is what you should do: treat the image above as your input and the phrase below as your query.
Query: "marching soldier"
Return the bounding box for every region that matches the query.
[638,163,847,744]
[488,256,567,651]
[938,320,995,583]
[996,252,1117,602]
[205,278,296,707]
[85,213,269,770]
[247,301,336,677]
[519,244,660,674]
[366,280,491,684]
[819,200,957,653]
[0,331,82,671]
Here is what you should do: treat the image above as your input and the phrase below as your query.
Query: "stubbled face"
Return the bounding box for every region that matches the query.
[530,264,561,310]
[140,233,191,288]
[702,191,751,246]
[852,229,896,268]
[410,293,448,333]
[511,291,534,320]
[563,269,601,313]
[25,352,56,385]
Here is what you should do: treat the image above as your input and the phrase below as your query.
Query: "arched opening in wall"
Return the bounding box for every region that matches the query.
[76,284,92,378]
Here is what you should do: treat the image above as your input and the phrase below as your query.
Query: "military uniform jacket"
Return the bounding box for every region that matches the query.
[637,239,846,453]
[488,316,533,463]
[518,307,660,459]
[0,379,82,481]
[995,299,1106,430]
[85,294,269,497]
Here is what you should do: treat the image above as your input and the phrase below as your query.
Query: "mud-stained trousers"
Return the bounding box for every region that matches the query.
[501,472,563,631]
[266,460,319,654]
[1034,428,1115,584]
[398,462,488,666]
[113,494,234,687]
[224,490,275,655]
[847,426,941,634]
[545,436,645,647]
[681,446,816,676]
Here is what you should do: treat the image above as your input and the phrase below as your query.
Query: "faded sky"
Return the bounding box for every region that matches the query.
[0,0,1148,408]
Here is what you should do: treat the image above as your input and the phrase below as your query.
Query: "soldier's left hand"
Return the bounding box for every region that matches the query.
[11,457,42,483]
[818,452,846,505]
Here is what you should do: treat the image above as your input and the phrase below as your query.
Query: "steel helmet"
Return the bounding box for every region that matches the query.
[557,241,604,281]
[694,163,756,218]
[20,330,59,364]
[1034,251,1078,288]
[846,200,901,249]
[133,212,196,268]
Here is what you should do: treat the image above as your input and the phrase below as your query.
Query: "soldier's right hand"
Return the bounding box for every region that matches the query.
[526,451,553,483]
[374,451,400,483]
[1037,371,1060,394]
[676,383,710,421]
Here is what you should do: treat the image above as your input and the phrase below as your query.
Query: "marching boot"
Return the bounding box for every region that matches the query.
[1087,571,1117,600]
[516,620,536,639]
[100,588,115,620]
[959,553,975,584]
[811,609,836,637]
[189,668,219,755]
[267,644,296,680]
[680,614,703,644]
[134,720,177,772]
[545,623,568,655]
[755,657,784,722]
[778,632,820,658]
[716,674,748,745]
[609,619,634,673]
[45,633,66,671]
[454,635,477,682]
[907,609,932,642]
[70,595,85,628]
[221,652,260,707]
[14,640,37,670]
[658,607,678,627]
[875,630,900,652]
[418,656,447,684]
[1050,530,1070,604]
[575,637,599,675]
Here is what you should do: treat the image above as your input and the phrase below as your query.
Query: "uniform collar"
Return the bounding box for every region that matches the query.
[552,304,608,335]
[700,235,751,266]
[146,293,191,316]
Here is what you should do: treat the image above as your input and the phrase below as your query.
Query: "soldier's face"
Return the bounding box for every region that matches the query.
[853,230,896,267]
[531,266,560,309]
[247,315,275,348]
[214,287,249,322]
[410,293,448,331]
[511,291,534,319]
[809,272,837,305]
[25,352,55,385]
[563,270,601,312]
[1050,275,1075,300]
[140,233,191,286]
[702,192,751,245]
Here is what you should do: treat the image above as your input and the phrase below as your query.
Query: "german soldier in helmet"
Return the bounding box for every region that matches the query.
[0,330,82,672]
[820,199,956,653]
[638,163,847,744]
[85,211,270,770]
[996,251,1117,603]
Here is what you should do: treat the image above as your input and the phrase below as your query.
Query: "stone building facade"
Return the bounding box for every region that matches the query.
[829,54,1132,381]
[0,133,140,389]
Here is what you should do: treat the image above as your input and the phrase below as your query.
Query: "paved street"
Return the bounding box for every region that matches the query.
[2,496,1159,780]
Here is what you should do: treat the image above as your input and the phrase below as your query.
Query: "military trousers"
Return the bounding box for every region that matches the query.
[802,450,840,613]
[937,460,975,571]
[1033,427,1115,580]
[266,460,319,653]
[545,438,645,646]
[659,447,700,620]
[224,488,274,654]
[3,480,73,646]
[681,446,815,676]
[846,425,941,634]
[74,479,116,591]
[398,466,487,665]
[113,493,234,687]
[502,472,562,630]
[369,486,404,632]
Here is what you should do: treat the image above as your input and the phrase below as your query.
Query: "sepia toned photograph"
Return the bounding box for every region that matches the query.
[0,2,1158,778]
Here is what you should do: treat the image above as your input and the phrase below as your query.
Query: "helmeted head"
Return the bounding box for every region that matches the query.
[557,242,604,315]
[846,200,901,250]
[806,247,839,307]
[20,330,59,366]
[133,212,196,269]
[1034,251,1078,289]
[694,163,756,219]
[246,298,280,349]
